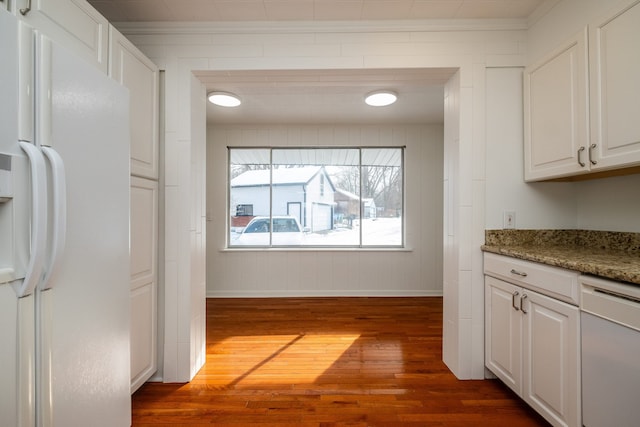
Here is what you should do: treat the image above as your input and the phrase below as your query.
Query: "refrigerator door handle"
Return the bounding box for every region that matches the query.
[14,141,47,298]
[40,146,66,290]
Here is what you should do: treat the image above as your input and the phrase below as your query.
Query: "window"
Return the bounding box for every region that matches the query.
[236,204,253,216]
[228,147,404,248]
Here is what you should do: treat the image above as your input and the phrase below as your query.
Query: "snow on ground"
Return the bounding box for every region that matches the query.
[230,217,401,246]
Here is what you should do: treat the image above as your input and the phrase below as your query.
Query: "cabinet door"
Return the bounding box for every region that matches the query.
[109,26,159,180]
[18,0,108,73]
[130,177,158,393]
[485,276,522,394]
[523,29,590,181]
[521,290,580,427]
[589,0,640,170]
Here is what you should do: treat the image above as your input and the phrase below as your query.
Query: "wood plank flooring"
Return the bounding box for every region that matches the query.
[132,297,549,426]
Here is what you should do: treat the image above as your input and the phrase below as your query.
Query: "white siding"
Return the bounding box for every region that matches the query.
[232,187,271,217]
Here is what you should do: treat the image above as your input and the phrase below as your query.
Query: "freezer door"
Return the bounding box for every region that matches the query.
[0,7,45,297]
[0,8,36,427]
[0,7,25,285]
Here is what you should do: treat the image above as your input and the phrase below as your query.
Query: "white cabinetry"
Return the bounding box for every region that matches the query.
[17,0,109,73]
[109,26,159,180]
[109,27,160,392]
[589,0,640,170]
[484,254,581,427]
[524,30,589,181]
[129,177,158,392]
[524,0,640,181]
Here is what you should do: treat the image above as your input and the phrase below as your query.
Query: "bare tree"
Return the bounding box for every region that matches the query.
[330,165,402,216]
[363,166,402,215]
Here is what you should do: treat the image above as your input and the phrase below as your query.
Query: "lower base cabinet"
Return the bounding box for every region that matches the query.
[485,274,581,427]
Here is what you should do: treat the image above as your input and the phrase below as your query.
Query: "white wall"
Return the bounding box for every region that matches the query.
[122,20,528,381]
[160,72,207,382]
[575,175,640,232]
[206,124,444,297]
[485,67,577,230]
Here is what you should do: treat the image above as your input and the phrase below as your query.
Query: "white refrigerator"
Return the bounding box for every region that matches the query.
[0,7,131,427]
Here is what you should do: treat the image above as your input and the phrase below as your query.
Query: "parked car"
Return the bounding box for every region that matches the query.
[233,216,304,246]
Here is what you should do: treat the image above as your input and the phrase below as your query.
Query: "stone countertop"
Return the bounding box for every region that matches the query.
[481,230,640,286]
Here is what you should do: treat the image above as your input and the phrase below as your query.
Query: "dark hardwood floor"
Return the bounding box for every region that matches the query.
[132,297,549,426]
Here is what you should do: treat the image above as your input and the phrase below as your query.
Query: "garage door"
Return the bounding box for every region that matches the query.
[311,203,332,232]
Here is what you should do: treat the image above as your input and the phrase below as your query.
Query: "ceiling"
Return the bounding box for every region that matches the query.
[88,0,547,22]
[88,0,549,125]
[193,68,456,125]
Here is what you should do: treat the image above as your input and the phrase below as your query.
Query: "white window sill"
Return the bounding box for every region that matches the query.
[221,246,413,253]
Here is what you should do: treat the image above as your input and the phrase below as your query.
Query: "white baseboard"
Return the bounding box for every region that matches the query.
[206,290,444,298]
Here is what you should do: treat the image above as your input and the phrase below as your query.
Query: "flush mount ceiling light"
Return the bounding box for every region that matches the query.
[207,91,241,107]
[364,90,397,107]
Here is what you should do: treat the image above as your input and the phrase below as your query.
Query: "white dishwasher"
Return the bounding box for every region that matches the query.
[580,275,640,427]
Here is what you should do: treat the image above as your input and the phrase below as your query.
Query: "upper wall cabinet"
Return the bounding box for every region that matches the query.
[524,29,589,181]
[109,26,159,180]
[524,0,640,181]
[589,0,640,171]
[17,0,109,73]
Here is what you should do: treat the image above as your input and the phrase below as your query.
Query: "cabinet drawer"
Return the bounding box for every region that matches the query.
[484,253,579,305]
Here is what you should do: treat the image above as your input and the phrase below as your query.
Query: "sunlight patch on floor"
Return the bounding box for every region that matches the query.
[205,333,361,386]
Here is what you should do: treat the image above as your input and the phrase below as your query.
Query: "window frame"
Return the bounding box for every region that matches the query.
[227,146,405,249]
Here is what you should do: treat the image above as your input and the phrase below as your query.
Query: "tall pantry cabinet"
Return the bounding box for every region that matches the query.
[524,0,640,181]
[108,28,160,393]
[14,0,160,393]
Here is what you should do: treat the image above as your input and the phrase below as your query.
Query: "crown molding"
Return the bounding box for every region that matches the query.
[526,0,562,28]
[114,18,529,36]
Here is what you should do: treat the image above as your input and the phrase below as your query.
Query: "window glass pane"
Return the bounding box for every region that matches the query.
[321,164,360,246]
[272,148,360,246]
[229,149,271,246]
[361,148,403,246]
[228,147,403,248]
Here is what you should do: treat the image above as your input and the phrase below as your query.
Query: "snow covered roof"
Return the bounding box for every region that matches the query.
[231,166,328,187]
[334,188,360,200]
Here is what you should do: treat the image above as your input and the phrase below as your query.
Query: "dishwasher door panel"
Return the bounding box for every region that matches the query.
[581,311,640,427]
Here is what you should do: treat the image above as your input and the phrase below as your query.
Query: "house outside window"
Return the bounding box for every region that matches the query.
[228,147,404,248]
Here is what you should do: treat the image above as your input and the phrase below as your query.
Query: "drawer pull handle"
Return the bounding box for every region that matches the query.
[520,294,528,314]
[510,269,528,277]
[589,143,598,165]
[512,291,520,311]
[577,146,586,167]
[20,0,31,15]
